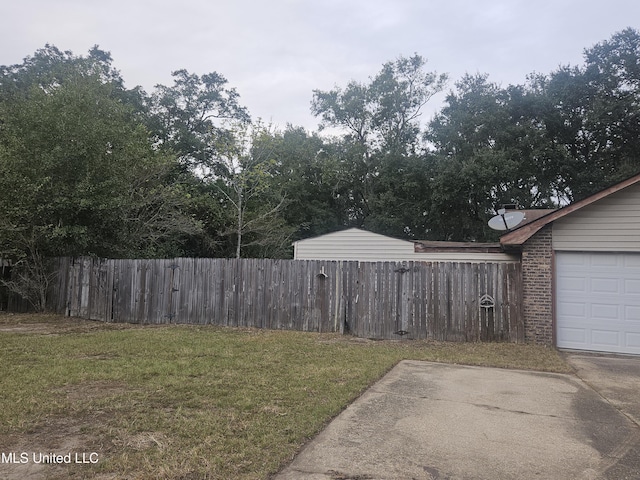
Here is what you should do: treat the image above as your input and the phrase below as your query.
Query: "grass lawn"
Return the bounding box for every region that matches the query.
[0,313,571,479]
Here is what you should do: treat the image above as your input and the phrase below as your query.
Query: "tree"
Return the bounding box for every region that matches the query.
[262,126,346,240]
[426,73,564,240]
[310,54,447,238]
[312,54,447,155]
[147,69,250,169]
[423,28,640,241]
[536,28,640,201]
[0,45,202,308]
[140,68,260,257]
[204,123,291,258]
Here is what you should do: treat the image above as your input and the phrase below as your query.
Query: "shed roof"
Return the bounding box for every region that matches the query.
[292,227,412,246]
[293,227,519,262]
[292,227,417,262]
[500,172,640,246]
[413,241,504,253]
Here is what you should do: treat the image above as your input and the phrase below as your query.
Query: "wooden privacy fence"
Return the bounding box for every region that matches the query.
[49,257,523,342]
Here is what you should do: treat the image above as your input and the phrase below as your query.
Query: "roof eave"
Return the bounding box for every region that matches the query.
[500,172,640,246]
[414,241,505,253]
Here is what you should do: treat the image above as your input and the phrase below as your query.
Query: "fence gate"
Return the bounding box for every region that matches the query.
[343,261,522,342]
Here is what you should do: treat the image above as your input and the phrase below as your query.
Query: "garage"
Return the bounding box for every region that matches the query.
[556,251,640,354]
[500,172,640,352]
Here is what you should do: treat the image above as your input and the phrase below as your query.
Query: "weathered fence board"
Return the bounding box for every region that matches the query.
[47,257,523,342]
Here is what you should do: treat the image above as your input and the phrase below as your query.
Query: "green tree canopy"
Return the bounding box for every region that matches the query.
[0,45,201,263]
[425,28,640,240]
[310,54,447,238]
[147,68,250,169]
[535,27,640,201]
[2,28,640,276]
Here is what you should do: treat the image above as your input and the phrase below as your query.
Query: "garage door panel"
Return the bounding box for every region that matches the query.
[556,252,640,354]
[590,303,619,320]
[557,254,587,267]
[558,301,586,318]
[625,306,640,322]
[557,276,587,293]
[624,256,640,268]
[590,277,619,294]
[591,329,620,347]
[624,279,640,294]
[557,327,586,344]
[590,255,619,267]
[626,333,640,348]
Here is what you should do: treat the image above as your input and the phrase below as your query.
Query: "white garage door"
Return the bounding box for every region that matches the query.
[556,252,640,354]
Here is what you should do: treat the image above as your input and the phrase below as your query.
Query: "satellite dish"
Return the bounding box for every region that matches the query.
[488,210,524,231]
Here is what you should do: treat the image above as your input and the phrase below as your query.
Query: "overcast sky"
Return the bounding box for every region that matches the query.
[3,1,639,131]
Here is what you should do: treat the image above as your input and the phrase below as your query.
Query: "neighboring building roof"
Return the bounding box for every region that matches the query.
[414,241,504,254]
[500,172,640,246]
[293,227,519,262]
[293,227,409,245]
[292,228,416,261]
[411,210,557,254]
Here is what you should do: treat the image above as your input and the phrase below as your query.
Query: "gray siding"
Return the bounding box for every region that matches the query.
[553,182,640,252]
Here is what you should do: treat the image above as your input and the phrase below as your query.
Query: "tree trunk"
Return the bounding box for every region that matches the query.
[236,186,243,259]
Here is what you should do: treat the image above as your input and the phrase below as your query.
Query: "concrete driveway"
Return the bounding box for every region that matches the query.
[275,357,640,480]
[565,353,640,428]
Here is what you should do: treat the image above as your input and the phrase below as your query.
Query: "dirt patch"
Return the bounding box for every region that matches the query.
[116,431,169,451]
[0,415,105,480]
[0,324,52,333]
[0,313,139,335]
[316,334,379,345]
[54,380,129,403]
[0,380,139,479]
[0,407,162,479]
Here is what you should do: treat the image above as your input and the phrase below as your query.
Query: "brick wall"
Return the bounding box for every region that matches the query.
[521,225,554,345]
